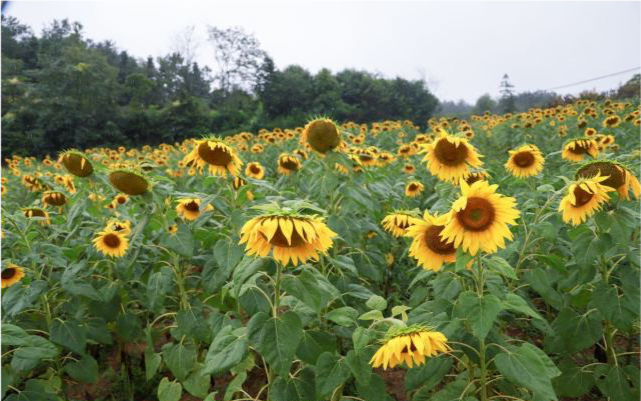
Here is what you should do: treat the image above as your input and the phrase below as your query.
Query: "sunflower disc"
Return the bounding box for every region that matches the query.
[109,170,149,195]
[61,152,93,177]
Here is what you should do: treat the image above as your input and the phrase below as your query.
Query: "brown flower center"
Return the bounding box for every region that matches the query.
[408,184,419,191]
[568,142,588,155]
[117,196,127,204]
[573,186,594,207]
[576,162,625,189]
[268,223,307,248]
[25,209,45,218]
[281,159,299,171]
[198,142,232,166]
[425,225,456,255]
[2,268,16,279]
[512,151,535,168]
[250,165,261,174]
[457,197,495,231]
[103,233,121,248]
[434,139,469,166]
[184,201,200,212]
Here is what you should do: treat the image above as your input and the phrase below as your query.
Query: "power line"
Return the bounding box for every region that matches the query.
[545,67,640,91]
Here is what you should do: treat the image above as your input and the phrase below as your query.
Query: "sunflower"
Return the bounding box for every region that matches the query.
[182,137,243,177]
[106,219,132,235]
[1,264,25,289]
[176,198,214,221]
[406,211,456,272]
[109,169,149,195]
[405,181,425,198]
[370,325,450,370]
[245,162,265,180]
[504,144,545,178]
[420,130,483,182]
[93,229,129,258]
[381,211,422,237]
[403,164,417,174]
[58,150,94,177]
[168,224,178,234]
[602,115,621,128]
[63,175,76,194]
[277,154,301,175]
[584,127,597,137]
[562,139,599,162]
[559,173,615,225]
[294,149,309,160]
[576,161,641,201]
[440,180,520,256]
[462,171,490,186]
[23,208,50,225]
[239,210,337,266]
[302,118,342,154]
[112,194,129,206]
[42,191,67,207]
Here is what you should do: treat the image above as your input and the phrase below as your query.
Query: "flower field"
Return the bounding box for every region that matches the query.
[1,100,640,401]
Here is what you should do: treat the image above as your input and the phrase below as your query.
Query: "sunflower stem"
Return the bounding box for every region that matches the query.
[599,256,618,366]
[273,262,283,318]
[479,339,488,401]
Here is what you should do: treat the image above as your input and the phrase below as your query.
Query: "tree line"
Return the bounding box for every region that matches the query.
[1,17,439,158]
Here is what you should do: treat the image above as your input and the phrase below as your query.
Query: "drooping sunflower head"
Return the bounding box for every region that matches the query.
[562,138,599,162]
[505,144,545,178]
[559,173,615,225]
[370,324,450,370]
[1,264,26,289]
[182,136,243,177]
[23,207,51,225]
[440,180,520,256]
[277,153,302,175]
[302,118,342,155]
[239,201,337,266]
[405,211,457,272]
[58,149,94,177]
[245,162,265,180]
[405,181,425,198]
[176,198,214,221]
[42,191,67,207]
[92,229,129,258]
[575,160,640,201]
[381,210,422,237]
[108,168,150,195]
[420,129,483,182]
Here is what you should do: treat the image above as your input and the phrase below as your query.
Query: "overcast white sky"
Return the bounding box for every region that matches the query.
[4,1,640,103]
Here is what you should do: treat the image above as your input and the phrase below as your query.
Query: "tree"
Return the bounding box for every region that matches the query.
[207,26,268,94]
[616,74,640,99]
[170,25,201,66]
[498,73,516,113]
[474,94,497,114]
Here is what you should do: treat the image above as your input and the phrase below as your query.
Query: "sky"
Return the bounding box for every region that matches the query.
[4,1,640,103]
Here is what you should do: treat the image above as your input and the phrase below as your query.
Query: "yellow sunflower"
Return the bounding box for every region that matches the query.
[559,173,615,225]
[405,181,425,198]
[461,171,490,186]
[239,211,337,266]
[176,198,214,221]
[602,115,621,128]
[182,137,243,177]
[575,161,640,201]
[93,229,129,258]
[505,144,545,178]
[1,264,26,289]
[406,211,456,272]
[420,130,483,182]
[277,154,302,175]
[112,194,129,206]
[168,224,178,234]
[381,211,422,237]
[403,164,417,174]
[301,118,342,154]
[561,139,599,162]
[106,219,132,235]
[370,325,450,370]
[440,180,520,256]
[245,162,265,180]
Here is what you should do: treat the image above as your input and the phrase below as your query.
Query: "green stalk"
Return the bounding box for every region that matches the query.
[273,262,283,318]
